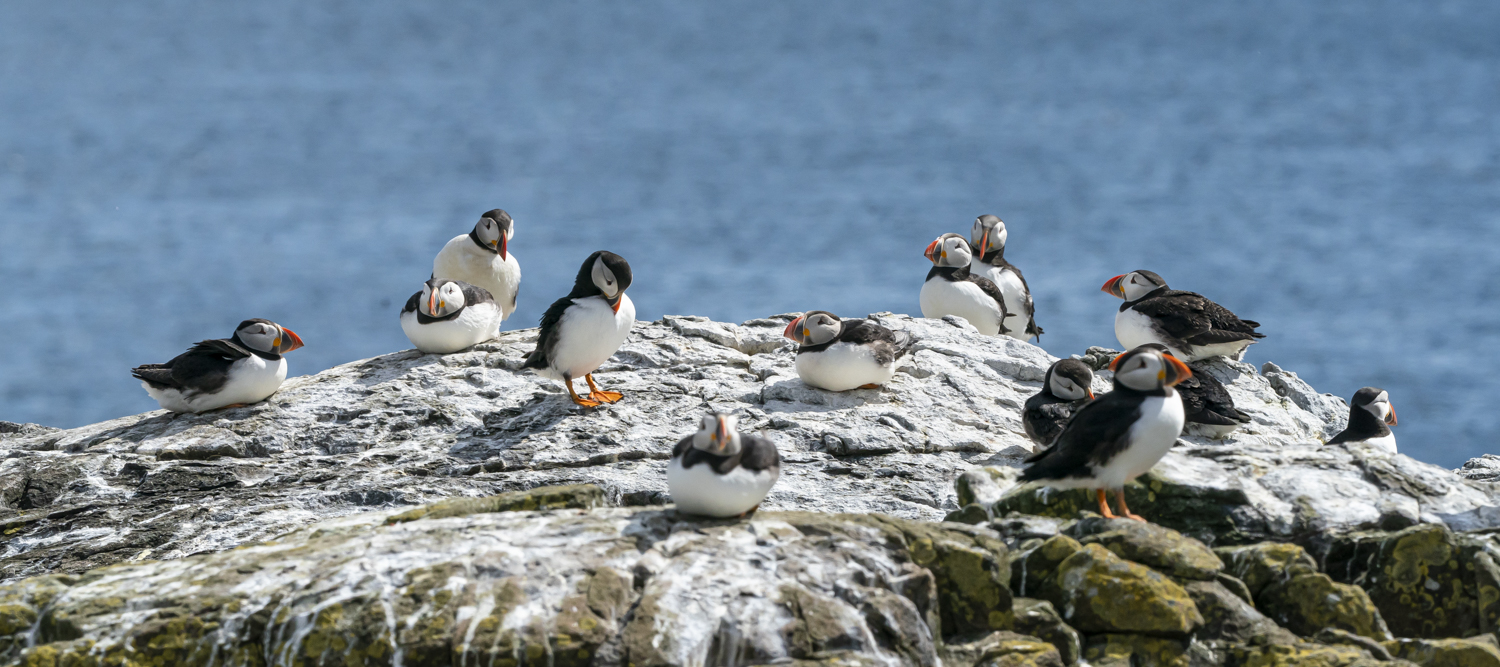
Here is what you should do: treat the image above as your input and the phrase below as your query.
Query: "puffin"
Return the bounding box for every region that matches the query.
[782,311,916,391]
[132,319,305,413]
[399,278,505,354]
[968,215,1042,341]
[1138,344,1252,438]
[1020,345,1192,522]
[1102,270,1264,362]
[523,251,635,407]
[1327,387,1398,453]
[667,413,781,518]
[919,233,1011,336]
[1022,359,1096,448]
[432,209,521,323]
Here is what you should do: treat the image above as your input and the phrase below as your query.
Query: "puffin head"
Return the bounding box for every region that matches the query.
[1351,387,1397,426]
[586,251,633,314]
[692,412,742,456]
[924,233,972,268]
[969,214,1008,260]
[471,209,515,259]
[1045,358,1095,401]
[783,311,841,346]
[1102,270,1167,302]
[1110,345,1191,392]
[420,279,468,318]
[234,318,304,356]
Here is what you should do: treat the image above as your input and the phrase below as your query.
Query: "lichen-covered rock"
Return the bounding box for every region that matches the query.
[1009,598,1079,666]
[1383,637,1500,667]
[1065,516,1222,580]
[1185,579,1297,645]
[1081,634,1196,667]
[943,631,1064,667]
[1221,642,1393,667]
[1324,523,1500,639]
[1012,535,1083,598]
[1218,542,1391,641]
[384,483,604,523]
[1038,544,1202,637]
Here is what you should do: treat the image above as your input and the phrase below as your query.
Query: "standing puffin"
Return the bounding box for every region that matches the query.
[432,209,521,323]
[1022,359,1096,449]
[400,278,505,354]
[523,251,635,407]
[667,413,781,518]
[1102,270,1264,362]
[1020,346,1192,522]
[1327,387,1398,453]
[783,311,916,391]
[919,233,1011,336]
[968,215,1042,341]
[1137,344,1252,438]
[132,319,305,413]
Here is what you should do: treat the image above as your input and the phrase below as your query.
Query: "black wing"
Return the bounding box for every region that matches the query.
[460,283,497,306]
[997,260,1043,339]
[1131,291,1262,344]
[401,290,421,314]
[132,339,249,393]
[522,295,576,370]
[738,434,782,473]
[963,275,1012,335]
[1179,370,1250,426]
[834,320,917,365]
[1020,393,1143,482]
[1022,393,1077,450]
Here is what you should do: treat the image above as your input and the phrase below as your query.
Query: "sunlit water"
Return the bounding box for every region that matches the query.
[2,1,1497,466]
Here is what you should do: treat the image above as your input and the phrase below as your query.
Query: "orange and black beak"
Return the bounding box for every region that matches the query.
[783,316,805,344]
[428,290,438,316]
[1101,275,1126,299]
[716,415,730,446]
[979,230,991,259]
[1386,403,1398,426]
[608,293,624,314]
[924,239,940,264]
[278,328,305,354]
[499,234,508,261]
[1086,389,1096,400]
[1161,355,1192,387]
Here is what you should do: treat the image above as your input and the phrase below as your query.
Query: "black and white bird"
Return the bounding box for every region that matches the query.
[1327,387,1398,454]
[400,279,505,354]
[1137,344,1252,438]
[1102,270,1264,362]
[667,413,781,518]
[132,319,305,413]
[920,233,1011,336]
[968,215,1042,341]
[1021,346,1192,522]
[1022,359,1095,448]
[782,311,916,391]
[432,209,521,323]
[523,251,635,407]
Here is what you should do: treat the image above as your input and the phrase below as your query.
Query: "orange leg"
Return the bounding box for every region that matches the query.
[1116,489,1146,522]
[585,374,623,404]
[1096,489,1117,519]
[737,504,761,518]
[566,379,601,407]
[858,383,882,390]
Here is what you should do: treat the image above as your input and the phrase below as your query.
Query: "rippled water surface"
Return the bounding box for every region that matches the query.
[2,1,1498,466]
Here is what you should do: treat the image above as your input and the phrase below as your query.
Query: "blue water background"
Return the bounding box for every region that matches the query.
[2,2,1498,466]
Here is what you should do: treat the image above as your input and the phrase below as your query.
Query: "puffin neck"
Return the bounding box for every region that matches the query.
[1110,379,1169,398]
[926,265,971,282]
[416,306,466,324]
[1348,405,1392,437]
[232,334,282,361]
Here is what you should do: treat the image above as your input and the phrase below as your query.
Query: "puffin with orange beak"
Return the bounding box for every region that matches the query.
[524,251,635,407]
[1327,387,1399,454]
[919,233,1012,336]
[399,278,504,354]
[1020,345,1192,522]
[132,318,305,413]
[667,412,781,518]
[782,311,916,391]
[968,215,1043,341]
[1103,270,1264,362]
[433,208,521,324]
[1137,343,1252,438]
[1022,359,1097,449]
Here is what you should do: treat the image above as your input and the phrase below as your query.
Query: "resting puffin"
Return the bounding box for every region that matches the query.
[400,278,504,354]
[1020,345,1191,522]
[783,311,916,391]
[523,251,634,407]
[132,319,305,413]
[1137,344,1252,438]
[432,209,521,323]
[919,233,1011,336]
[1022,359,1096,448]
[667,413,781,518]
[1102,270,1264,362]
[1327,387,1398,453]
[968,215,1042,341]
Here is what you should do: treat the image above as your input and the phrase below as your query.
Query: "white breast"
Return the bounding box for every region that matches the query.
[920,277,1003,336]
[795,342,897,391]
[974,263,1032,340]
[535,294,635,381]
[1091,393,1185,488]
[1114,307,1179,356]
[667,456,779,517]
[143,355,288,413]
[1344,433,1399,455]
[401,303,504,354]
[432,235,522,320]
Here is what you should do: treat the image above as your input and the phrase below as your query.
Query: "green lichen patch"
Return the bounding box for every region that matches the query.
[385,484,605,524]
[1012,536,1082,598]
[1222,642,1388,667]
[1066,516,1222,580]
[1325,523,1491,639]
[1215,542,1320,598]
[1039,544,1202,637]
[1008,598,1079,666]
[781,584,864,658]
[1383,637,1500,667]
[1083,633,1192,667]
[1258,571,1389,641]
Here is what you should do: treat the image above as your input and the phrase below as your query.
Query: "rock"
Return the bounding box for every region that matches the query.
[1064,516,1222,580]
[1037,543,1202,637]
[1080,634,1199,667]
[1186,579,1298,645]
[383,483,605,523]
[1314,628,1396,661]
[1012,535,1083,599]
[943,631,1065,667]
[1324,523,1500,640]
[1009,598,1080,666]
[1218,542,1391,641]
[1220,642,1395,667]
[1384,638,1500,667]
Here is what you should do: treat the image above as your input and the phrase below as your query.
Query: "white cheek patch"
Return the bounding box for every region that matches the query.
[593,259,619,297]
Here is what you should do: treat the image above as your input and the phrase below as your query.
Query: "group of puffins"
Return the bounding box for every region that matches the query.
[130,212,1397,522]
